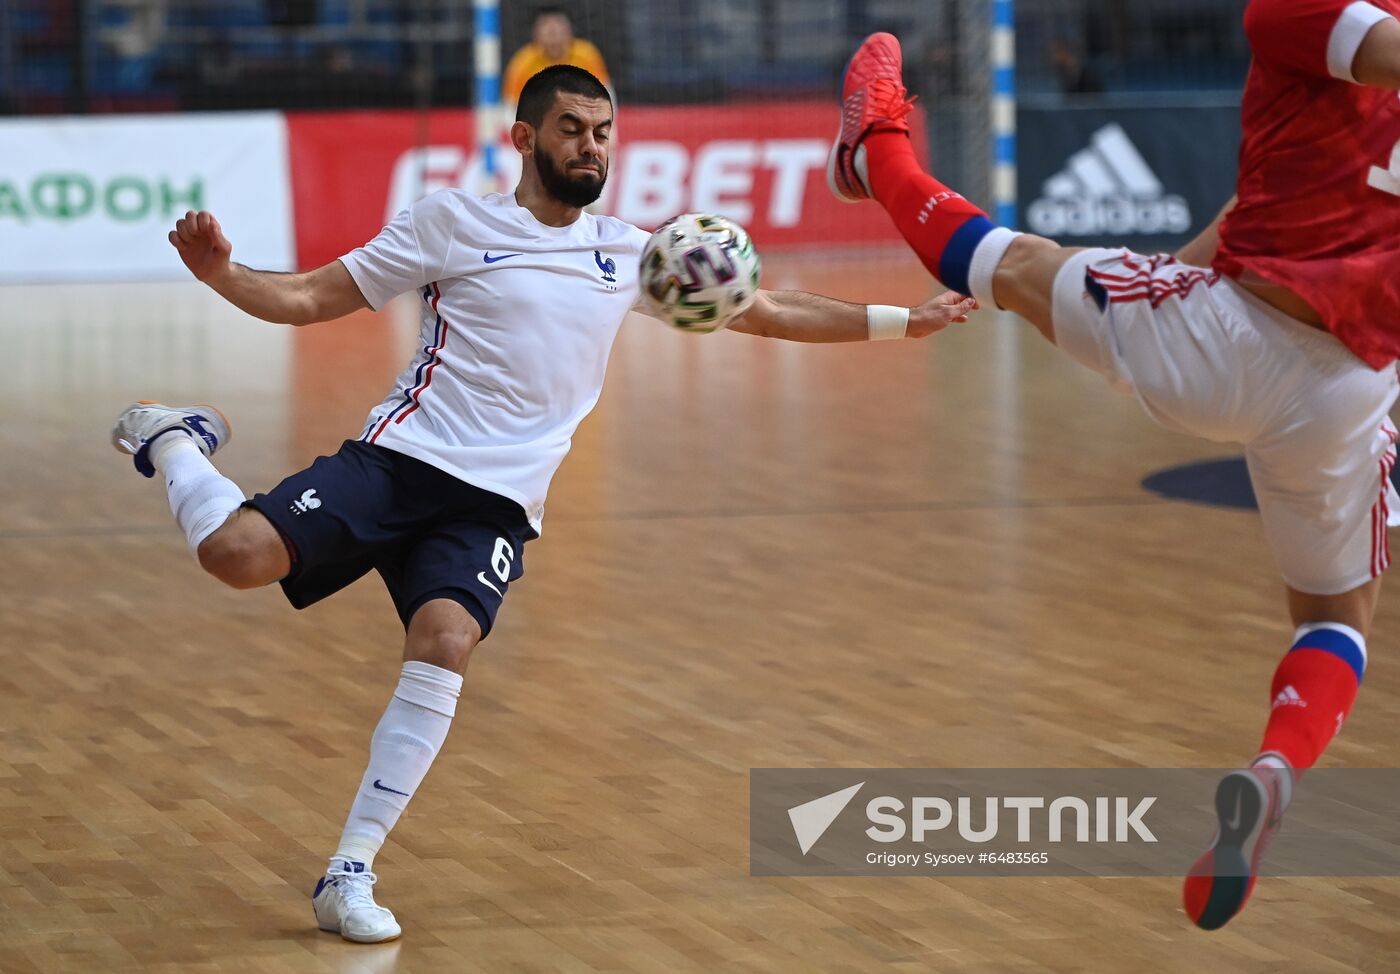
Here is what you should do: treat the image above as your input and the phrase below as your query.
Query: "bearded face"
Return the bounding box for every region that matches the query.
[526,92,612,208]
[533,142,606,208]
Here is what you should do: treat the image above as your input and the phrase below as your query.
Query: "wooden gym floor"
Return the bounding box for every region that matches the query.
[4,253,1400,973]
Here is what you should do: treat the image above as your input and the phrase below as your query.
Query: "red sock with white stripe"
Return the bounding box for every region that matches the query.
[863,130,1021,306]
[1256,623,1366,772]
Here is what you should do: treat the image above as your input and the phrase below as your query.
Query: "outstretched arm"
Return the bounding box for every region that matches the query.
[170,210,368,326]
[727,288,977,343]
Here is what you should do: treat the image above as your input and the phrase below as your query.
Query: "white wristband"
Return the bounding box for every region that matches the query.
[867,304,909,341]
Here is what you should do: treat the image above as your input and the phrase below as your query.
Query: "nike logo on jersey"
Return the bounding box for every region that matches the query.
[483,252,524,263]
[372,779,411,797]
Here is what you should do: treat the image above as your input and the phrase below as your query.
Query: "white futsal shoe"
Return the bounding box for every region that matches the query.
[110,400,232,478]
[312,859,402,944]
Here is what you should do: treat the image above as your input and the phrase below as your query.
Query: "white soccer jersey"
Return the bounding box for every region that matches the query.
[339,190,650,533]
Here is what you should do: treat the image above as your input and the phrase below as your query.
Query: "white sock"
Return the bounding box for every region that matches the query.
[967,226,1024,309]
[152,433,245,557]
[333,661,463,868]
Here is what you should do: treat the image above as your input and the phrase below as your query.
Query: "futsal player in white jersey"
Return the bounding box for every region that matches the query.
[109,65,975,943]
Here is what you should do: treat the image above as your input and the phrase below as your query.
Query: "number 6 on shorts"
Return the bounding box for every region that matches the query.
[476,536,515,597]
[491,537,514,583]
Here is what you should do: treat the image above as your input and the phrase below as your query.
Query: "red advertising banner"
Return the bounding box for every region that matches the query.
[286,102,925,270]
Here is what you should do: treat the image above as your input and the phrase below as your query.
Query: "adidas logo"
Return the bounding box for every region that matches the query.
[1272,685,1308,710]
[1026,123,1192,237]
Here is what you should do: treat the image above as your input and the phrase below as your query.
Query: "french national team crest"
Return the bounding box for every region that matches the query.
[594,250,618,288]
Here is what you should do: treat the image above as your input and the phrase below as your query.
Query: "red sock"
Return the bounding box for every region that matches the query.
[1257,626,1366,771]
[863,131,996,295]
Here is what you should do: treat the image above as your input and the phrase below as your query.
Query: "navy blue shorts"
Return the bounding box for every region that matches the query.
[244,440,535,637]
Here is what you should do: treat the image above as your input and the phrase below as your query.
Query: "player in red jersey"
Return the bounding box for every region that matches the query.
[829,3,1400,930]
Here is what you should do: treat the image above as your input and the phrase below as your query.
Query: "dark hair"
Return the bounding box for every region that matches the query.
[515,64,611,127]
[532,6,570,25]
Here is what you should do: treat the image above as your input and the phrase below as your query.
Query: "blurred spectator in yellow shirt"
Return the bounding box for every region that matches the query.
[503,7,612,106]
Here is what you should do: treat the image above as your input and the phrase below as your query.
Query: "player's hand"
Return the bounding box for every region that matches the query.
[907,291,978,339]
[169,210,233,283]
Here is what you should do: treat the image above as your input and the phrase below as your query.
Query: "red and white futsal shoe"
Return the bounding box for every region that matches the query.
[827,32,918,203]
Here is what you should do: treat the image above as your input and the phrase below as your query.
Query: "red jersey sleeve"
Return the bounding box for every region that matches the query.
[1245,0,1394,81]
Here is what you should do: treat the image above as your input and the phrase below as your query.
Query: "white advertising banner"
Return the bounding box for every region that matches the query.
[0,112,293,283]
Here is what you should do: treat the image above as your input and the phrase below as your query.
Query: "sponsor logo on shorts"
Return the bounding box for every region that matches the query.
[291,488,321,514]
[476,571,504,597]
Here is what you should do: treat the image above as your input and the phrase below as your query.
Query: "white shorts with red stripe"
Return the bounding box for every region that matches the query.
[1052,247,1400,596]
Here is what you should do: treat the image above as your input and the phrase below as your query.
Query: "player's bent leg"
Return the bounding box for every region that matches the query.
[829,33,1088,339]
[402,597,483,673]
[1248,377,1396,779]
[991,236,1088,344]
[195,507,292,590]
[1183,589,1374,931]
[111,400,248,558]
[1187,364,1396,930]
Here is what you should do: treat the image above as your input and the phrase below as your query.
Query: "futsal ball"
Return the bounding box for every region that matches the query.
[639,213,762,333]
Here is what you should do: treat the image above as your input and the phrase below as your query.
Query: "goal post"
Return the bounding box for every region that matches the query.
[473,0,503,194]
